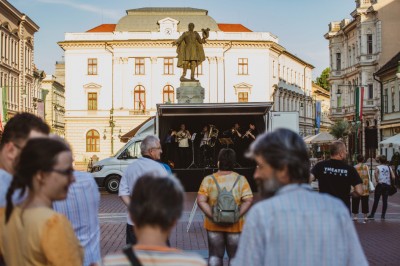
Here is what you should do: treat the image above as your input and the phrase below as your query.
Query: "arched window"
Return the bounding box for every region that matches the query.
[163,85,174,103]
[134,85,146,110]
[86,130,100,152]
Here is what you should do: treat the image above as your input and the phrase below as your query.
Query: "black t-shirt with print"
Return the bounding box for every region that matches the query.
[311,159,362,207]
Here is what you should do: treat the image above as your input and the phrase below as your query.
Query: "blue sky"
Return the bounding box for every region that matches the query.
[11,0,355,78]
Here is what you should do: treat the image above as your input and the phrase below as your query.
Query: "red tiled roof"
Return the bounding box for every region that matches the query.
[86,24,116,32]
[218,24,252,32]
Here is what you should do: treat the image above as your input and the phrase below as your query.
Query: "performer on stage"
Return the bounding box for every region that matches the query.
[223,123,242,145]
[163,129,177,168]
[198,125,213,167]
[176,124,191,168]
[242,123,257,142]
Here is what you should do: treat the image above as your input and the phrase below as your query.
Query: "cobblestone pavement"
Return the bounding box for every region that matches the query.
[100,191,400,265]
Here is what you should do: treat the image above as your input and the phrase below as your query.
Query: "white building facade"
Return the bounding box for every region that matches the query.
[59,8,313,163]
[325,0,400,159]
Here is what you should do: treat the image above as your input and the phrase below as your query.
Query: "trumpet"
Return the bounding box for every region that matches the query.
[242,129,253,139]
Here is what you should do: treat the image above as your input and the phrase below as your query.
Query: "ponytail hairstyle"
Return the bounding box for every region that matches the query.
[5,138,71,223]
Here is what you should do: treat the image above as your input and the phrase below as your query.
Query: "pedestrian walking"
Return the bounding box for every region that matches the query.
[197,148,253,266]
[101,174,206,266]
[352,155,371,222]
[0,112,49,207]
[233,129,367,266]
[311,140,363,212]
[0,138,83,266]
[119,135,168,244]
[368,155,395,220]
[53,171,101,266]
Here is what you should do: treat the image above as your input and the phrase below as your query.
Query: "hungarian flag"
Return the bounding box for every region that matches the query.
[355,86,364,121]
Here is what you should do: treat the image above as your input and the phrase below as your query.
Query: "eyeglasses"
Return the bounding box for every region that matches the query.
[50,168,74,177]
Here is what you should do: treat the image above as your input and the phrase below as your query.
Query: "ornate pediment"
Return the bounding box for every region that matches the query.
[157,17,179,36]
[233,82,253,94]
[83,83,102,89]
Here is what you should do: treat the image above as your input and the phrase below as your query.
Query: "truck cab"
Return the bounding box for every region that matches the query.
[90,135,145,193]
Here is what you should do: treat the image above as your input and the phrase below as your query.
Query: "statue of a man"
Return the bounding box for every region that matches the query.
[172,23,209,81]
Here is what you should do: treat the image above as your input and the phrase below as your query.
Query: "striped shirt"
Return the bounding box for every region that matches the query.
[100,245,206,266]
[233,184,368,266]
[53,171,101,266]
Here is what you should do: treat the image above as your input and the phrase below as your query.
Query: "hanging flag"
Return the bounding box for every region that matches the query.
[355,86,364,121]
[0,86,6,132]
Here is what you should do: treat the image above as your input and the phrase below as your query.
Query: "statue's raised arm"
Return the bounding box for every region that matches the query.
[174,23,208,81]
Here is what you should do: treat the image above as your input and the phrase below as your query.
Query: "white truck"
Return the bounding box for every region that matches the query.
[91,103,299,193]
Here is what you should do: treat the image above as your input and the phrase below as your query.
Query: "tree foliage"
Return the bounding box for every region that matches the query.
[330,120,349,140]
[315,67,330,91]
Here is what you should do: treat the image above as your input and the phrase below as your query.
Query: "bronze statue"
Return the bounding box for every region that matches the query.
[172,23,209,81]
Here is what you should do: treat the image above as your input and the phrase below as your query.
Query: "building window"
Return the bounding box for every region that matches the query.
[391,87,395,112]
[238,58,248,75]
[384,88,388,113]
[163,85,174,103]
[86,130,100,152]
[337,95,342,108]
[88,92,97,110]
[88,58,97,75]
[368,84,373,99]
[238,92,248,102]
[336,53,341,70]
[367,34,373,54]
[164,58,174,75]
[135,58,145,75]
[134,85,146,110]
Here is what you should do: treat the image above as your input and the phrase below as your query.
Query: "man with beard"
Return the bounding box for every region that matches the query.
[233,129,367,266]
[311,141,363,212]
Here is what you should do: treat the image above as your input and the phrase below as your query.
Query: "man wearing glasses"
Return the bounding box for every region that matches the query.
[0,112,49,208]
[119,135,168,244]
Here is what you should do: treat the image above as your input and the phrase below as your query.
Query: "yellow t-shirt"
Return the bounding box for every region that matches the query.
[198,172,253,233]
[0,206,83,266]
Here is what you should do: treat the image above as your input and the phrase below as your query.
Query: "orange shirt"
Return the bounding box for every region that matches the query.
[0,207,83,266]
[198,172,253,233]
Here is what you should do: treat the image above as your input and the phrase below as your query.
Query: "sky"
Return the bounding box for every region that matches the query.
[11,0,356,79]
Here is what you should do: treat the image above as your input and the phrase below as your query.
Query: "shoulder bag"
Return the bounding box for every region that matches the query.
[123,245,143,266]
[388,166,397,196]
[366,164,375,192]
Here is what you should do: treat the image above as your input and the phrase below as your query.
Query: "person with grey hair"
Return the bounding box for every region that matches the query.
[233,129,367,266]
[119,135,168,244]
[101,175,206,266]
[312,140,363,212]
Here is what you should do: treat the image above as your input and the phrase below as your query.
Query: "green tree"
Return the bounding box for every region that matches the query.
[330,120,349,139]
[315,67,330,91]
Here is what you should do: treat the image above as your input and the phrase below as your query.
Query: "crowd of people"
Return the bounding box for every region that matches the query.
[2,112,396,265]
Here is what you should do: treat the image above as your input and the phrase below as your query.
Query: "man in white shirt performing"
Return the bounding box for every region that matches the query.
[118,135,168,244]
[176,124,191,168]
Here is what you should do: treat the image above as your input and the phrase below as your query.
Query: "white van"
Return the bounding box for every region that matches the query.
[90,119,154,193]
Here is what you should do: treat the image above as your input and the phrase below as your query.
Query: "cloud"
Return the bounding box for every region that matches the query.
[35,0,121,20]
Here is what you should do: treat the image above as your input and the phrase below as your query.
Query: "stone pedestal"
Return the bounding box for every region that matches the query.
[176,81,205,103]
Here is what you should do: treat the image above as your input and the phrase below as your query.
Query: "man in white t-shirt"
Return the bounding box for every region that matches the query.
[118,135,168,244]
[176,124,191,168]
[0,113,49,208]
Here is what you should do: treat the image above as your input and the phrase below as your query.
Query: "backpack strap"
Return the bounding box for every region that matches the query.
[123,245,143,266]
[210,175,221,192]
[230,175,241,192]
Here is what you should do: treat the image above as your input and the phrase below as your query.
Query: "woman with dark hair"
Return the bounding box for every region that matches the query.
[197,148,253,266]
[0,138,83,265]
[368,155,395,220]
[101,175,206,266]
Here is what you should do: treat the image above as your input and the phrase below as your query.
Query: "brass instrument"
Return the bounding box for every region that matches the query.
[176,130,189,142]
[207,125,219,147]
[242,128,253,139]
